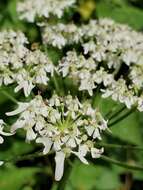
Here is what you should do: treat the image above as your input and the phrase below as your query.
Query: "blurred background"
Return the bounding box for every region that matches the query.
[0,0,143,189]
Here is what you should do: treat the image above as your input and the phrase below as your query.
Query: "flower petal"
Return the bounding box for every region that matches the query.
[0,136,4,144]
[6,103,29,116]
[36,137,53,155]
[55,151,65,181]
[26,128,37,141]
[0,161,4,166]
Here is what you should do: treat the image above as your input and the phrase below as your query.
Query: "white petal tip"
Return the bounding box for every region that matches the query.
[0,161,4,166]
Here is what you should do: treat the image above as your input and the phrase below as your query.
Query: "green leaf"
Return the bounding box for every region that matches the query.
[93,95,119,116]
[0,167,38,190]
[110,112,142,145]
[101,155,143,171]
[68,160,120,190]
[93,96,142,144]
[0,140,34,161]
[96,0,143,30]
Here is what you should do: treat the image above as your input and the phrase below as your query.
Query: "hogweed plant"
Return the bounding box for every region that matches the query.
[0,0,143,185]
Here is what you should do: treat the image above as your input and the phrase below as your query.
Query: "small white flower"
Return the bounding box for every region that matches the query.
[72,145,89,164]
[85,126,102,140]
[49,94,61,107]
[0,120,13,144]
[17,0,75,22]
[91,147,104,158]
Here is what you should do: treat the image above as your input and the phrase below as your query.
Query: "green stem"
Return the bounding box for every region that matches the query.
[101,155,143,171]
[107,105,126,121]
[3,150,54,163]
[108,108,135,127]
[0,90,18,104]
[53,74,61,95]
[97,142,143,151]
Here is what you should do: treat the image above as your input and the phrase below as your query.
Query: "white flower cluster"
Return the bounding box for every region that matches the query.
[41,19,143,72]
[53,18,143,111]
[17,0,75,22]
[101,79,137,109]
[0,30,28,85]
[41,23,83,49]
[59,51,113,96]
[41,19,143,63]
[16,0,143,110]
[82,19,143,67]
[0,30,55,97]
[6,94,107,180]
[58,50,143,110]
